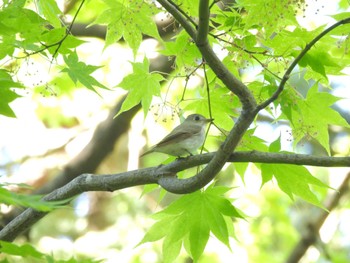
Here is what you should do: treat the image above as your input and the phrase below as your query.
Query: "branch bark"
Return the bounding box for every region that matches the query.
[1,151,350,242]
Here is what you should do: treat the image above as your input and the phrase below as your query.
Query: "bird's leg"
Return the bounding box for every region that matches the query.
[175,150,193,160]
[185,149,193,157]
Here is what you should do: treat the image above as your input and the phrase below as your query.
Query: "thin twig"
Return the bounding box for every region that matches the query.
[203,61,213,119]
[51,0,86,61]
[257,17,350,111]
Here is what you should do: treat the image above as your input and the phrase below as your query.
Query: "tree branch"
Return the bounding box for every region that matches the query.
[195,2,257,111]
[33,98,140,195]
[1,151,349,241]
[0,98,141,232]
[157,0,257,111]
[196,0,210,45]
[158,111,256,193]
[286,172,350,263]
[0,168,161,242]
[257,17,350,111]
[155,0,258,195]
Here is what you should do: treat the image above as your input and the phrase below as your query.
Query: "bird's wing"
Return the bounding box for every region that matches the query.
[140,130,192,157]
[156,126,201,147]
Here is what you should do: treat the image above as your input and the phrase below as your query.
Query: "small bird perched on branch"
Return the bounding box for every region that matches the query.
[141,114,213,157]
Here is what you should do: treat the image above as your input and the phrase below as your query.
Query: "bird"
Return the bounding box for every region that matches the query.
[140,114,213,157]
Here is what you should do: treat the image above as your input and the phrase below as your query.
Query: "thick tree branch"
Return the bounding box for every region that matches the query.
[197,0,210,45]
[0,168,161,242]
[1,151,349,241]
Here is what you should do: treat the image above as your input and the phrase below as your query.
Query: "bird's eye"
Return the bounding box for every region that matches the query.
[194,116,200,121]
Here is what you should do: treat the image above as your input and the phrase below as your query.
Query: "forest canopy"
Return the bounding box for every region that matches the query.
[1,0,350,262]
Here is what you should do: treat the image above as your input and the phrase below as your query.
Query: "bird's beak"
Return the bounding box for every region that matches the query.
[206,118,214,123]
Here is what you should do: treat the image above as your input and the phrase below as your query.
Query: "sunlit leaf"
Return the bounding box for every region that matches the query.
[62,51,108,92]
[0,241,44,258]
[91,0,161,55]
[0,186,69,211]
[140,186,242,261]
[289,84,349,154]
[36,0,62,28]
[117,57,163,116]
[0,70,23,117]
[261,163,330,208]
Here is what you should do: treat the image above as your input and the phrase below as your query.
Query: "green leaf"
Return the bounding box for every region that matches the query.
[161,30,202,69]
[0,69,23,117]
[0,88,19,117]
[0,6,47,54]
[40,29,85,55]
[0,241,98,262]
[0,34,16,59]
[161,215,189,262]
[163,237,182,263]
[36,0,62,28]
[331,12,350,21]
[205,184,234,195]
[204,197,229,246]
[141,186,242,261]
[237,128,268,152]
[117,57,163,116]
[0,241,44,258]
[152,195,194,219]
[138,217,174,244]
[260,163,273,186]
[175,0,200,16]
[92,0,161,56]
[206,194,243,219]
[261,164,329,208]
[188,211,210,261]
[6,0,26,8]
[40,27,66,45]
[299,53,327,80]
[238,0,298,35]
[289,84,349,154]
[269,135,281,152]
[0,186,68,211]
[248,81,277,105]
[62,51,108,92]
[234,162,249,182]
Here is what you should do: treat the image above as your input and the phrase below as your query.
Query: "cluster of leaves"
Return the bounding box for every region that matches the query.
[0,0,106,117]
[0,240,99,263]
[95,0,350,260]
[0,183,67,211]
[139,186,243,262]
